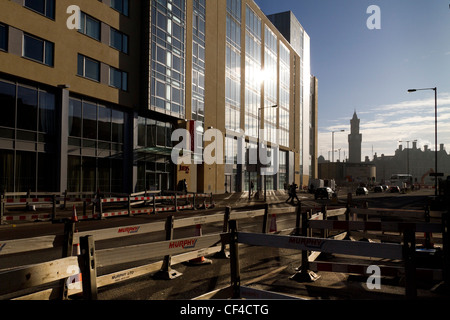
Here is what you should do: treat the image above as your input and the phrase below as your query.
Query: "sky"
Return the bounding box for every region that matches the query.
[254,0,450,161]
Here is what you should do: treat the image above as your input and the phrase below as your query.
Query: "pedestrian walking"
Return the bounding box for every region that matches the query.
[286,181,300,204]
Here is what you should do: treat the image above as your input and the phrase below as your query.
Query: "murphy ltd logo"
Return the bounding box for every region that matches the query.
[169,238,198,250]
[118,226,140,234]
[288,237,325,250]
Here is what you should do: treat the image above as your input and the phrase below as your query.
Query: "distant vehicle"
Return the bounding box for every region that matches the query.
[314,187,333,200]
[309,179,324,193]
[388,186,401,193]
[374,186,384,193]
[356,187,369,196]
[390,174,412,188]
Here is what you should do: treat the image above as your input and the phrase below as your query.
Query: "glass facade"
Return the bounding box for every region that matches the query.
[150,0,186,118]
[225,0,241,133]
[192,0,206,161]
[0,79,56,192]
[279,42,290,148]
[263,26,278,145]
[67,97,125,193]
[244,6,261,139]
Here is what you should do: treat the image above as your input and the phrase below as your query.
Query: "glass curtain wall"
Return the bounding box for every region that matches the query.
[263,26,277,146]
[279,42,290,148]
[225,0,241,133]
[244,6,261,140]
[0,79,56,192]
[192,0,206,163]
[150,0,186,118]
[67,97,125,193]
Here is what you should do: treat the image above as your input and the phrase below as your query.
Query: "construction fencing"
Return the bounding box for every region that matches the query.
[212,204,449,300]
[1,201,448,300]
[0,190,214,223]
[0,202,295,300]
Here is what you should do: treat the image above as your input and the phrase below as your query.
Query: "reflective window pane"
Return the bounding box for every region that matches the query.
[23,34,43,63]
[17,86,37,131]
[0,80,15,128]
[82,102,97,140]
[69,98,82,137]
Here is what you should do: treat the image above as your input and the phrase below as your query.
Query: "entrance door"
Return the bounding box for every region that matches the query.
[159,173,169,191]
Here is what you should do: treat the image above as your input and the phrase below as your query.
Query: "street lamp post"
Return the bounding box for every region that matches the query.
[257,105,278,202]
[408,87,438,195]
[332,130,345,163]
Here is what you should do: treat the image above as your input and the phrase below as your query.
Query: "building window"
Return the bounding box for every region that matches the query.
[24,0,55,19]
[79,12,101,41]
[77,54,100,82]
[0,80,15,129]
[110,28,128,54]
[0,24,7,51]
[23,34,54,67]
[110,0,129,16]
[109,67,128,91]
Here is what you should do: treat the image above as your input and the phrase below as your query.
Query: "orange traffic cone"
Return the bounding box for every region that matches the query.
[72,205,78,222]
[269,214,277,233]
[188,224,212,265]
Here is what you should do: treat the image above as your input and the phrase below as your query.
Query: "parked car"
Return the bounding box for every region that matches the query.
[356,187,369,196]
[314,187,333,200]
[374,186,384,193]
[388,186,401,193]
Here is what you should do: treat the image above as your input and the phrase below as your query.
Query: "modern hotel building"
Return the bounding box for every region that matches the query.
[0,0,317,195]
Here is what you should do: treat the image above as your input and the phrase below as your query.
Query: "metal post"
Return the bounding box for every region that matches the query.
[442,211,450,292]
[290,209,320,282]
[193,193,196,210]
[215,206,231,258]
[52,194,56,222]
[153,194,156,214]
[0,192,3,225]
[127,195,132,217]
[403,228,417,300]
[80,235,98,300]
[262,202,269,234]
[322,205,328,238]
[63,189,67,209]
[424,205,431,248]
[98,196,103,220]
[175,193,178,212]
[154,215,182,279]
[229,220,240,299]
[294,201,302,236]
